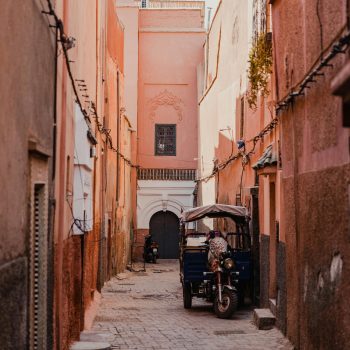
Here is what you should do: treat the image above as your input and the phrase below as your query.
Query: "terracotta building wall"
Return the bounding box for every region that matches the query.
[272,0,350,348]
[53,1,103,348]
[106,0,128,278]
[0,1,55,348]
[0,1,133,349]
[53,0,132,348]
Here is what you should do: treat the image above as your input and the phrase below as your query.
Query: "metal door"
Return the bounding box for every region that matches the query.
[149,211,180,259]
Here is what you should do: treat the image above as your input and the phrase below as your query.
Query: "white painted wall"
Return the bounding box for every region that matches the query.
[137,180,195,229]
[73,104,93,234]
[198,0,253,204]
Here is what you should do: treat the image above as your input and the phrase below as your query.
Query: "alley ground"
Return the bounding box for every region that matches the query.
[82,260,294,350]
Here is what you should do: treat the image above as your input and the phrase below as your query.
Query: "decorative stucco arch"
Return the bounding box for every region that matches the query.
[138,198,183,229]
[137,179,196,230]
[147,90,184,122]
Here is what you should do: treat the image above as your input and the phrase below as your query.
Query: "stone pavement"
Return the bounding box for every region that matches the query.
[87,260,294,350]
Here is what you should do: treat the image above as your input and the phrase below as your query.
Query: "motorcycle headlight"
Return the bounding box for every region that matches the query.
[224,258,234,270]
[153,248,158,254]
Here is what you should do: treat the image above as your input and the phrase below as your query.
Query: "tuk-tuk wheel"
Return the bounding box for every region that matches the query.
[183,283,192,309]
[214,290,238,319]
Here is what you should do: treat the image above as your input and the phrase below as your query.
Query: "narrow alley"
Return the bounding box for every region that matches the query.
[83,261,293,350]
[1,0,350,349]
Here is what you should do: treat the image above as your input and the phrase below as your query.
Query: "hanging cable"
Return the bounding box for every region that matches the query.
[275,30,350,114]
[42,0,139,169]
[196,27,350,184]
[196,114,280,183]
[316,0,324,59]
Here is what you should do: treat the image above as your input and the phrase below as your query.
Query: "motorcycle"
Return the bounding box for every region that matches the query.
[143,234,159,263]
[206,232,239,318]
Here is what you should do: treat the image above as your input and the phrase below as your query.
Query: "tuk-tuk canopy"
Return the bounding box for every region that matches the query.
[181,204,249,224]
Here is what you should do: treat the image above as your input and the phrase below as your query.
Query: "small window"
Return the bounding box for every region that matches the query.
[155,124,176,156]
[141,0,147,8]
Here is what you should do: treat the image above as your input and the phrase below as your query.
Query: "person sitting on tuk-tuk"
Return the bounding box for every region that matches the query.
[207,230,228,271]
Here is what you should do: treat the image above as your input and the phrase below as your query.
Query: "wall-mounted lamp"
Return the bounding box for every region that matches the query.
[220,126,234,155]
[61,35,76,51]
[90,146,96,158]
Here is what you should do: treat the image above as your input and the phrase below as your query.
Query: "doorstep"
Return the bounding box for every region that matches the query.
[253,308,276,330]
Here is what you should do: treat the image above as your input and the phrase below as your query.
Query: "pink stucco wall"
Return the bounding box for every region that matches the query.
[272,0,350,348]
[53,1,133,348]
[137,9,205,169]
[139,9,204,28]
[117,5,139,130]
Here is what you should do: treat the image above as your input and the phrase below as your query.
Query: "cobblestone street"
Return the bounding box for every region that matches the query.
[84,260,293,350]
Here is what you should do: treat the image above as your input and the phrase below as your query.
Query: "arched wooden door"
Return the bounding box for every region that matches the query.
[149,211,180,259]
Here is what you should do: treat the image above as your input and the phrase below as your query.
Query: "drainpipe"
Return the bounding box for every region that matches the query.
[47,24,59,350]
[52,26,58,183]
[80,232,85,329]
[117,71,120,202]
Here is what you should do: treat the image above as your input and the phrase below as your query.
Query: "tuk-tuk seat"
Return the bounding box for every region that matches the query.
[182,245,208,252]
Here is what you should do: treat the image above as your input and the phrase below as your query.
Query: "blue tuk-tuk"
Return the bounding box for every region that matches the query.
[179,204,252,318]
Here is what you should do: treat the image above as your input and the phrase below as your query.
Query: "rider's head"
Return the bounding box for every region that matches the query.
[209,230,221,239]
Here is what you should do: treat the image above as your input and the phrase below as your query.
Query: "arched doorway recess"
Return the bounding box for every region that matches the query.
[149,211,180,259]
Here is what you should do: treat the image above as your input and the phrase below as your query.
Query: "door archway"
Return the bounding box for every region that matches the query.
[149,211,180,259]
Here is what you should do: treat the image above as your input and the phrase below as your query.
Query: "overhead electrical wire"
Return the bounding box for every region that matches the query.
[197,28,350,184]
[275,30,350,114]
[42,0,138,169]
[41,0,139,238]
[42,1,350,184]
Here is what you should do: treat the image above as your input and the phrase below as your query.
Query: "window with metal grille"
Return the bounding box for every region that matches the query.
[141,0,147,8]
[137,168,196,181]
[155,124,176,156]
